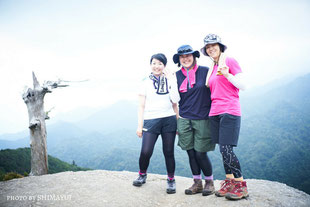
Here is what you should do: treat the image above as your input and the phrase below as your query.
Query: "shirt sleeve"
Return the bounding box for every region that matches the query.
[226,57,242,75]
[226,73,246,91]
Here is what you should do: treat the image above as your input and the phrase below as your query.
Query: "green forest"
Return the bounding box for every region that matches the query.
[0,148,89,181]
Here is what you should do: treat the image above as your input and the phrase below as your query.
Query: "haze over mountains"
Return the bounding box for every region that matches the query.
[0,73,310,194]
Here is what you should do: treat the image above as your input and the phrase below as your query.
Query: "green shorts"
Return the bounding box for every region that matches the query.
[177,118,215,152]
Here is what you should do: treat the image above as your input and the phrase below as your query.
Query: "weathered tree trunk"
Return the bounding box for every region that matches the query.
[22,72,68,176]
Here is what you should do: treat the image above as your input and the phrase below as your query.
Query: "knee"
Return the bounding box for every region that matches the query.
[219,145,232,155]
[218,144,224,152]
[140,149,152,159]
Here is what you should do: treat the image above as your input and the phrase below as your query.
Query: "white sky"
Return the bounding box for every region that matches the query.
[0,0,310,133]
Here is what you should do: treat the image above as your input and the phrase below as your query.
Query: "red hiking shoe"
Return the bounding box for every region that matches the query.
[225,180,249,200]
[215,179,235,197]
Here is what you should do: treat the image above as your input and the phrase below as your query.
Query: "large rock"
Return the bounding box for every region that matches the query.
[0,170,309,207]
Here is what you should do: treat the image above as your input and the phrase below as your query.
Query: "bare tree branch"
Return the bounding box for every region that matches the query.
[32,71,40,89]
[61,79,89,83]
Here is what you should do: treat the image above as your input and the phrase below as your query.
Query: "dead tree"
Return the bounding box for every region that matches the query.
[22,72,69,176]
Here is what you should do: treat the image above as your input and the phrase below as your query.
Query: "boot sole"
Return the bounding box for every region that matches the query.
[215,192,226,197]
[185,189,202,195]
[202,191,215,196]
[225,194,249,200]
[166,189,176,194]
[132,181,146,187]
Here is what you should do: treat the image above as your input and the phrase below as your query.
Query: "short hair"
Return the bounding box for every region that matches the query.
[150,53,167,66]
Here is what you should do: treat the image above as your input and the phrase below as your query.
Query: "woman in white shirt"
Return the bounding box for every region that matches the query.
[133,53,180,194]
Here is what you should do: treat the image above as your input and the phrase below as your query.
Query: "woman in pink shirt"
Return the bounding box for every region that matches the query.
[200,34,248,200]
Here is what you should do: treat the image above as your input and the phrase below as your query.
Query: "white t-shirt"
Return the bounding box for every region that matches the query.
[139,76,179,120]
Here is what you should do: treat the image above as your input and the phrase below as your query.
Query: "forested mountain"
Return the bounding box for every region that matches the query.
[0,148,89,181]
[0,73,309,194]
[238,73,310,193]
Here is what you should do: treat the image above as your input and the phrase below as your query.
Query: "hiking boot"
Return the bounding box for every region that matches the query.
[166,178,176,194]
[202,180,215,196]
[225,181,249,200]
[185,179,203,195]
[215,179,235,197]
[133,174,147,187]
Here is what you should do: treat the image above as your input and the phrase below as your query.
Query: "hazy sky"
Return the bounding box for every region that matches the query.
[1,0,310,133]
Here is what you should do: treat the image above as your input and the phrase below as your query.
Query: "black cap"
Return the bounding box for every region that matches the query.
[173,45,200,64]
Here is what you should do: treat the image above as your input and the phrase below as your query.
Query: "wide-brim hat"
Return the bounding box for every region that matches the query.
[200,34,227,56]
[173,45,200,64]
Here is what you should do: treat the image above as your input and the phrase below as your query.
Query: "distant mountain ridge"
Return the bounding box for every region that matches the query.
[0,73,310,194]
[241,73,310,118]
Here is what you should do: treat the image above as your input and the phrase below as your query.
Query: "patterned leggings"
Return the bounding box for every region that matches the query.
[219,145,242,178]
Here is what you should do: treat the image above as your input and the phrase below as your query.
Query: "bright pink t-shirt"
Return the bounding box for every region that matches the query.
[208,57,242,116]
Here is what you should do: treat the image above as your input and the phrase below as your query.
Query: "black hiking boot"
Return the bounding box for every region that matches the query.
[166,178,176,194]
[133,174,147,187]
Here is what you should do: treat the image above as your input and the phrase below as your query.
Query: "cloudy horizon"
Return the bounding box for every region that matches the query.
[0,0,310,134]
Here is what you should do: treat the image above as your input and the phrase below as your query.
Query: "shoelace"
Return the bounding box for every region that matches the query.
[231,183,242,193]
[190,183,199,190]
[220,180,232,190]
[137,175,146,181]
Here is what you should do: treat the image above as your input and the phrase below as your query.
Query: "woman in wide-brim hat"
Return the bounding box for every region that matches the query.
[173,45,216,196]
[201,33,248,200]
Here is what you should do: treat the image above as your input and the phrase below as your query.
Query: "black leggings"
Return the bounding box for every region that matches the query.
[139,132,176,177]
[186,149,212,177]
[219,145,242,178]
